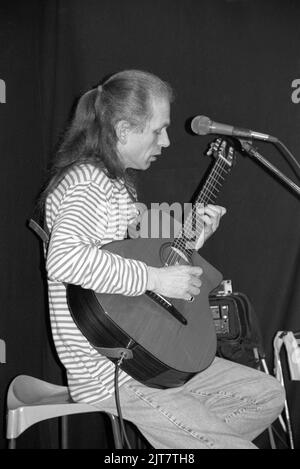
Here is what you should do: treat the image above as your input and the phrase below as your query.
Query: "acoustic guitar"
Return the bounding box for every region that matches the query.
[67,138,235,388]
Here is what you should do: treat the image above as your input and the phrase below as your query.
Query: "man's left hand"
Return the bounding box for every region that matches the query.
[195,204,227,250]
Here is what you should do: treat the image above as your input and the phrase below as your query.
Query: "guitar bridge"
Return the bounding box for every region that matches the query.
[145,290,187,325]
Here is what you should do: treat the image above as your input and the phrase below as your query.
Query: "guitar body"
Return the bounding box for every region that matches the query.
[67,210,223,389]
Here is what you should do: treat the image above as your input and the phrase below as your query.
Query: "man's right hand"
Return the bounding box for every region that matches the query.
[147,265,203,301]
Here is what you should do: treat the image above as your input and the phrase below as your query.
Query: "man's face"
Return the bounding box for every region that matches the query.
[117,97,170,170]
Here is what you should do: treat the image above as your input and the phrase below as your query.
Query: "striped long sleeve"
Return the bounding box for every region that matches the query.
[46,179,148,296]
[45,165,147,403]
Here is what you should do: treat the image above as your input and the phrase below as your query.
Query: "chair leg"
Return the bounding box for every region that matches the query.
[61,415,68,449]
[8,438,16,449]
[108,414,123,449]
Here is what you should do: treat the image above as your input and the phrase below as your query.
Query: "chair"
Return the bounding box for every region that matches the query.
[6,374,123,449]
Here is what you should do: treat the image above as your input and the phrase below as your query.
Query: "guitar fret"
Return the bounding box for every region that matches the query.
[201,186,218,198]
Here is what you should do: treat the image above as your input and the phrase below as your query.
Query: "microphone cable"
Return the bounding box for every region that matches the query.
[275,139,300,176]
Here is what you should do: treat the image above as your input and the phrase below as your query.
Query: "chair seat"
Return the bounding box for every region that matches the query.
[8,375,71,407]
[6,374,122,447]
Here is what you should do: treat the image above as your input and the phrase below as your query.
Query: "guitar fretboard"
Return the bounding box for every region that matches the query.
[169,154,232,264]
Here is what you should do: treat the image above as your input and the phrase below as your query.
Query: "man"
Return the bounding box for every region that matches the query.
[39,69,284,448]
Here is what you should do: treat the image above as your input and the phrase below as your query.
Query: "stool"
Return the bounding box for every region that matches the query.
[6,374,123,449]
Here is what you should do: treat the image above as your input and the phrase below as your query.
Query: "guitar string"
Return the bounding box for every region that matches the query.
[181,161,229,245]
[173,160,229,257]
[165,157,229,266]
[165,154,230,266]
[167,154,231,265]
[167,162,229,265]
[165,156,229,265]
[174,159,228,242]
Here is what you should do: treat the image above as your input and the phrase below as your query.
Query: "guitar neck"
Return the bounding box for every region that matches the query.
[196,154,231,205]
[172,155,232,258]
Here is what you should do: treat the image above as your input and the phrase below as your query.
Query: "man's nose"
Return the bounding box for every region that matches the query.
[159,129,170,148]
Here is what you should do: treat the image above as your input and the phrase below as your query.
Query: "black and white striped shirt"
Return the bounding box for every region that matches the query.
[45,164,148,403]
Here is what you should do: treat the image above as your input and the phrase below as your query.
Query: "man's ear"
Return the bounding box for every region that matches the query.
[115,120,131,144]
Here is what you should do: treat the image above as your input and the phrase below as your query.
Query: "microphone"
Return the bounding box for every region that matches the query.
[191,115,278,143]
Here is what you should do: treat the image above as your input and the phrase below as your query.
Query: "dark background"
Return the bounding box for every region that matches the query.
[1,0,300,449]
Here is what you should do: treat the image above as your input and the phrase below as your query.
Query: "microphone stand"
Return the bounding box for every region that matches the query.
[238,139,300,197]
[237,138,299,450]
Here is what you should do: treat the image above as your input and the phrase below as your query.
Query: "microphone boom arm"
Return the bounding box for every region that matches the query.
[238,139,300,197]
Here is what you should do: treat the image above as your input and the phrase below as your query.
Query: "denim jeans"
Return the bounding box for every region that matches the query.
[92,357,285,449]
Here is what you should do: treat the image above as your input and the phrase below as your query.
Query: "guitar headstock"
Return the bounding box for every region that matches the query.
[206,138,235,168]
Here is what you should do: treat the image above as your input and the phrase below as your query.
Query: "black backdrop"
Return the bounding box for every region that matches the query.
[1,0,300,449]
